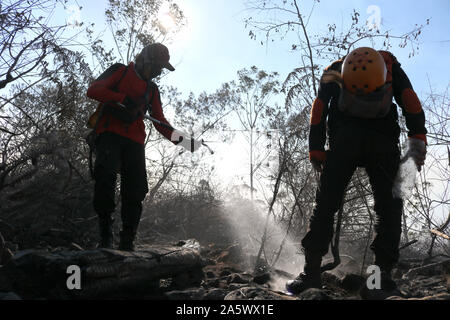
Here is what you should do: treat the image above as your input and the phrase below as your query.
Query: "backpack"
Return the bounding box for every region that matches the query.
[85,64,155,178]
[86,64,128,130]
[337,84,394,119]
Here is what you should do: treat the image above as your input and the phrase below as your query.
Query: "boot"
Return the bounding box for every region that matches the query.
[375,258,400,292]
[98,217,114,249]
[286,251,322,294]
[286,272,322,294]
[118,229,136,251]
[380,270,398,292]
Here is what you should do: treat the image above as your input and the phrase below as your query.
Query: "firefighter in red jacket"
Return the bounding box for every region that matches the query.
[87,43,199,251]
[286,47,427,294]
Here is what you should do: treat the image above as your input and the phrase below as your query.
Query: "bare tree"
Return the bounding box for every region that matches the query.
[0,0,71,90]
[225,66,281,200]
[89,0,186,70]
[399,85,450,257]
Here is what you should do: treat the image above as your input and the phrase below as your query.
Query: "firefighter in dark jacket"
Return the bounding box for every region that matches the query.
[87,43,199,251]
[286,47,427,294]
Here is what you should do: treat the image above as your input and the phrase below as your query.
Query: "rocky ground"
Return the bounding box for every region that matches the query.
[0,240,449,300]
[175,242,450,301]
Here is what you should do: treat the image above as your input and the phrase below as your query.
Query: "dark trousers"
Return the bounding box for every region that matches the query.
[93,132,149,233]
[302,125,403,272]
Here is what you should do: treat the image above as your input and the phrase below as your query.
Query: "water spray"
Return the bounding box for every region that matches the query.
[392,157,417,199]
[392,139,425,199]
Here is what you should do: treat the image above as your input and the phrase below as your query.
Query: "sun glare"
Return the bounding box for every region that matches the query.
[159,12,176,32]
[158,3,176,33]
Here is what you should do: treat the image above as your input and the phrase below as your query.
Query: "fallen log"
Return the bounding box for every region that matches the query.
[0,240,205,299]
[402,259,450,280]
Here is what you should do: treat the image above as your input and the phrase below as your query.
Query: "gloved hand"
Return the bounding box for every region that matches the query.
[407,137,426,171]
[171,130,202,153]
[120,96,147,119]
[309,150,326,173]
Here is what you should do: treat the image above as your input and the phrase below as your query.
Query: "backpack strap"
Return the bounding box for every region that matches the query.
[144,81,157,116]
[115,65,129,90]
[102,65,129,128]
[87,64,128,179]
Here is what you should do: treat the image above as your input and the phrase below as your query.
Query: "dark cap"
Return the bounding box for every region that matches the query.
[139,43,175,71]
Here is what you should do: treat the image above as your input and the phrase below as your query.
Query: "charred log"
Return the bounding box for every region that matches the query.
[0,241,205,299]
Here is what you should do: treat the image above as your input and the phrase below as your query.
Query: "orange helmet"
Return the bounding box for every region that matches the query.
[341,47,387,95]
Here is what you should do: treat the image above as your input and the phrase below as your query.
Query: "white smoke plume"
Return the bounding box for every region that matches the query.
[221,192,304,291]
[392,154,419,200]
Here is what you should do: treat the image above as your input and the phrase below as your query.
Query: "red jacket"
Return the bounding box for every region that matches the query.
[87,62,174,145]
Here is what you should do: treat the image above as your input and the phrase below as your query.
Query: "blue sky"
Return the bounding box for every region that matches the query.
[168,0,450,98]
[62,0,450,99]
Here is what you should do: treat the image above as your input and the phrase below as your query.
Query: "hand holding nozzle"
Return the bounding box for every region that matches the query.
[171,129,212,154]
[116,101,214,155]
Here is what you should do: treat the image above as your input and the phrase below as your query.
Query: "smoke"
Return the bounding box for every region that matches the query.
[393,137,426,199]
[221,192,304,291]
[392,156,418,199]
